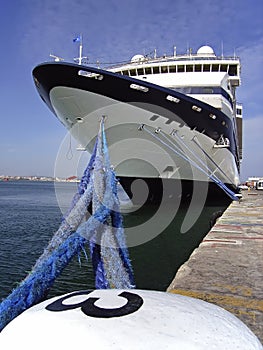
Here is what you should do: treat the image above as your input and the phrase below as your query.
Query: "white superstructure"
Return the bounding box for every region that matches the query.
[110,45,241,133]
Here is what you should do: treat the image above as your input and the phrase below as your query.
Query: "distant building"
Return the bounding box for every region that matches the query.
[246,177,263,188]
[66,176,79,182]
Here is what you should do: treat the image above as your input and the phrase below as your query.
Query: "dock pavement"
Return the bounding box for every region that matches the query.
[167,190,263,343]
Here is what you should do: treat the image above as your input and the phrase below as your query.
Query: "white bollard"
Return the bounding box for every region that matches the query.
[1,289,262,349]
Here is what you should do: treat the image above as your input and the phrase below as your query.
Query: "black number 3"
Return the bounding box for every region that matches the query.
[46,290,143,318]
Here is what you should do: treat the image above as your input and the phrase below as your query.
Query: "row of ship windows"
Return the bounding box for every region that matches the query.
[173,87,233,107]
[119,64,238,77]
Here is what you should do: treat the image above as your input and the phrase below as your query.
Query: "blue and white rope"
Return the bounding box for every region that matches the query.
[0,118,134,331]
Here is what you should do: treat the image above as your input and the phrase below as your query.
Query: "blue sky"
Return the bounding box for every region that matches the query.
[0,0,262,181]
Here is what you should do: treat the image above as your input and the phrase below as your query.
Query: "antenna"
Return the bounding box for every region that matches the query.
[221,41,224,57]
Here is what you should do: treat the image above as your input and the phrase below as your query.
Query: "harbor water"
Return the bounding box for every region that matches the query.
[0,180,230,300]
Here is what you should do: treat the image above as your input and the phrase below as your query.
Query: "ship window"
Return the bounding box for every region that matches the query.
[209,113,217,120]
[150,114,160,121]
[130,83,149,92]
[145,67,152,74]
[203,87,214,93]
[153,66,160,74]
[122,70,129,76]
[178,65,185,72]
[194,65,201,72]
[229,65,237,76]
[203,64,210,72]
[161,66,168,73]
[137,68,144,75]
[237,108,242,115]
[220,64,228,72]
[169,65,176,72]
[78,70,104,80]
[192,105,202,112]
[130,69,136,76]
[186,65,193,72]
[166,95,180,103]
[212,64,219,72]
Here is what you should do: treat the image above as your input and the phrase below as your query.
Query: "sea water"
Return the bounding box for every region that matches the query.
[0,180,229,300]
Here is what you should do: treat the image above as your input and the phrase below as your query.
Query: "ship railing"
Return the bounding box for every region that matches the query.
[107,54,240,70]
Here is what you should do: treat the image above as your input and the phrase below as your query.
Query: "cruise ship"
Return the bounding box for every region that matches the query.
[32,45,242,202]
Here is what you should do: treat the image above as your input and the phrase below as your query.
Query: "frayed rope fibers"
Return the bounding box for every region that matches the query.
[0,118,134,331]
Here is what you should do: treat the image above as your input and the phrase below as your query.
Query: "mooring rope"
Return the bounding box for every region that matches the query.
[162,129,235,188]
[0,118,134,332]
[141,125,239,201]
[191,136,235,185]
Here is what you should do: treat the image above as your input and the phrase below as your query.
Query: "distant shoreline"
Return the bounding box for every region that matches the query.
[0,176,80,183]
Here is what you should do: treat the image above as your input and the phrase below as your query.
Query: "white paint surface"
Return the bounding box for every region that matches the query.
[1,289,262,349]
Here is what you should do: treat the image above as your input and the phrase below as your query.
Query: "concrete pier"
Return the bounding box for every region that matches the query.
[167,190,263,343]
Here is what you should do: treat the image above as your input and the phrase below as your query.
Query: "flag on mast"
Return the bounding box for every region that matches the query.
[73,34,84,65]
[73,35,82,43]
